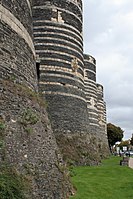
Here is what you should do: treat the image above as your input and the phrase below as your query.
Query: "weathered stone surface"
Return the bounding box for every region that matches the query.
[0,80,72,198]
[0,1,72,198]
[33,0,109,165]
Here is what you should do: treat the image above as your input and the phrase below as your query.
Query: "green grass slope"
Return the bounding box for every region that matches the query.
[70,157,133,199]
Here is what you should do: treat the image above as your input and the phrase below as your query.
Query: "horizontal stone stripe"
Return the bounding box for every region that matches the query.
[40,70,84,83]
[86,95,97,100]
[34,31,82,47]
[85,88,97,94]
[89,117,98,121]
[35,46,84,61]
[85,76,96,84]
[85,92,97,97]
[87,106,98,111]
[33,24,83,42]
[85,82,96,86]
[33,19,82,37]
[85,86,97,91]
[87,111,98,116]
[37,55,84,72]
[40,73,84,86]
[41,85,85,98]
[34,37,83,52]
[85,87,97,93]
[34,32,83,49]
[84,59,96,66]
[85,69,96,74]
[89,123,99,127]
[33,5,82,24]
[40,72,84,84]
[87,107,97,112]
[42,91,86,102]
[97,107,104,111]
[36,50,84,69]
[0,4,35,56]
[39,82,84,93]
[85,89,97,94]
[40,65,84,80]
[97,100,104,105]
[84,84,97,90]
[40,64,83,73]
[84,79,96,85]
[39,57,84,70]
[97,111,104,116]
[35,42,83,60]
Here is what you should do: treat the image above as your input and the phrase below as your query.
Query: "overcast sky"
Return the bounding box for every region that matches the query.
[83,0,133,140]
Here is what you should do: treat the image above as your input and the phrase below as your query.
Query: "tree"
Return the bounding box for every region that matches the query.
[130,134,133,146]
[107,123,124,150]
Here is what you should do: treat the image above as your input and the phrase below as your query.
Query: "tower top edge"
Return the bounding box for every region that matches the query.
[84,54,96,65]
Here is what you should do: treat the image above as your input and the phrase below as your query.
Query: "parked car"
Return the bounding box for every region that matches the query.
[129,151,133,156]
[124,151,133,156]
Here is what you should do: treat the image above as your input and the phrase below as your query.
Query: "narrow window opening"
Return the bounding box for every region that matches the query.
[36,62,40,81]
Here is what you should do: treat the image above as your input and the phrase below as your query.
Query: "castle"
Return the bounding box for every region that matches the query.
[0,0,109,198]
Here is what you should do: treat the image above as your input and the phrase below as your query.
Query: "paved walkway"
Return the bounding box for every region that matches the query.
[128,158,133,169]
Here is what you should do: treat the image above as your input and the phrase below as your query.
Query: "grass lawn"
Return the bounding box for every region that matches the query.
[70,156,133,199]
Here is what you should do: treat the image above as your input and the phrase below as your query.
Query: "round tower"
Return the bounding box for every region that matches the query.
[84,54,99,133]
[97,83,107,134]
[33,0,89,134]
[0,1,71,198]
[0,0,37,90]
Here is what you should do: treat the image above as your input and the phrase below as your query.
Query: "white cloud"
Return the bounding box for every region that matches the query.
[83,0,133,139]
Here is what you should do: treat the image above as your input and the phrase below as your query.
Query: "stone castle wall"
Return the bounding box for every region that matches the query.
[32,0,109,164]
[0,0,109,197]
[0,1,37,90]
[0,1,71,198]
[33,0,89,135]
[97,83,107,139]
[84,54,99,134]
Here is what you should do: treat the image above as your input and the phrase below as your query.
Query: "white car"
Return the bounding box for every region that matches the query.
[129,151,133,156]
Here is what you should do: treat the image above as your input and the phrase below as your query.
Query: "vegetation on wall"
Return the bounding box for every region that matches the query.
[0,166,29,199]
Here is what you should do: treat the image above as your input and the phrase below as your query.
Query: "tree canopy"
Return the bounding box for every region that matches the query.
[130,134,133,146]
[107,123,124,149]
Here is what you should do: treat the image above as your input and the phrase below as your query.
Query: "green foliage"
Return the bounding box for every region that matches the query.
[0,140,5,149]
[0,167,28,199]
[1,80,47,108]
[20,109,39,126]
[69,166,76,177]
[70,157,133,199]
[107,123,123,148]
[25,127,33,134]
[0,122,6,131]
[130,134,133,146]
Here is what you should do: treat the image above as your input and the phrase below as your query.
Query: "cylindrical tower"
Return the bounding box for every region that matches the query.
[84,54,99,133]
[0,1,71,198]
[97,84,107,134]
[33,0,89,134]
[0,0,37,90]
